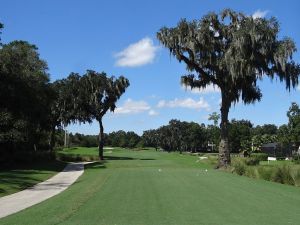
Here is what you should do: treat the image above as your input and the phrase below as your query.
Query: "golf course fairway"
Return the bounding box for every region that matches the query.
[1,148,300,225]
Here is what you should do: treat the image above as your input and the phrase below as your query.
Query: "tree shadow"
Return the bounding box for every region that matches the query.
[0,173,52,196]
[84,162,106,170]
[0,187,5,194]
[104,156,135,160]
[0,160,66,197]
[103,156,156,161]
[139,158,155,161]
[104,156,156,161]
[0,160,66,172]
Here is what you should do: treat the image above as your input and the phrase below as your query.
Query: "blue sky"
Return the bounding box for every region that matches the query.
[1,0,300,135]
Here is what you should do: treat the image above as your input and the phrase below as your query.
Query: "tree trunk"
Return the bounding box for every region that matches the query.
[64,129,68,148]
[48,125,55,152]
[218,92,231,168]
[98,118,104,160]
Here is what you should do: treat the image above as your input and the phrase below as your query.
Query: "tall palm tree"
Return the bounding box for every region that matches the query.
[157,9,300,167]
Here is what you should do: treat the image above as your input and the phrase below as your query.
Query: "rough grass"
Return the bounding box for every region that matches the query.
[0,160,66,197]
[232,157,300,186]
[1,149,300,225]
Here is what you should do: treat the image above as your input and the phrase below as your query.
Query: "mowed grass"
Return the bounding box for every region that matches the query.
[60,147,99,156]
[259,160,296,166]
[1,148,300,225]
[0,161,66,197]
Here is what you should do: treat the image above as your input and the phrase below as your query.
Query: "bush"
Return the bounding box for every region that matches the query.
[55,153,99,162]
[292,156,300,164]
[257,167,273,181]
[291,169,300,187]
[250,153,268,161]
[231,157,300,187]
[245,166,259,178]
[271,166,294,185]
[244,157,260,166]
[232,159,246,175]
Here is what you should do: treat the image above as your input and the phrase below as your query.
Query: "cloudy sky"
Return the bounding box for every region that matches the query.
[1,0,299,135]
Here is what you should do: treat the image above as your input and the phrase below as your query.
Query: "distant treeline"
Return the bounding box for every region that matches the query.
[64,106,300,154]
[66,131,142,149]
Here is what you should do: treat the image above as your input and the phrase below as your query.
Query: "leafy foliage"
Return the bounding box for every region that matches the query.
[56,71,130,159]
[106,130,141,148]
[287,102,300,143]
[0,40,54,160]
[157,9,300,167]
[229,119,253,152]
[143,119,208,153]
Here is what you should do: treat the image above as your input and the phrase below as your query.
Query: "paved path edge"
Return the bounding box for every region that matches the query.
[0,162,91,219]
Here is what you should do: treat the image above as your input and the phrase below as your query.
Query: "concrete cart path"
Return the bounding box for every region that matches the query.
[0,162,89,219]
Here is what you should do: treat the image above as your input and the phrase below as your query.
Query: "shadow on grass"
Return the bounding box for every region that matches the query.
[104,156,135,160]
[104,156,155,161]
[0,173,51,196]
[0,160,66,197]
[0,160,66,172]
[0,188,4,194]
[85,162,107,170]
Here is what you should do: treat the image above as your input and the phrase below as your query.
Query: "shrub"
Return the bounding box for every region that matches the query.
[257,167,273,181]
[271,166,294,185]
[232,159,246,175]
[244,157,260,166]
[232,157,259,167]
[291,168,300,187]
[245,166,259,178]
[292,156,300,164]
[250,153,268,162]
[55,153,98,162]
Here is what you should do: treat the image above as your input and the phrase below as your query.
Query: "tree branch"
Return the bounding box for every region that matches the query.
[177,52,218,84]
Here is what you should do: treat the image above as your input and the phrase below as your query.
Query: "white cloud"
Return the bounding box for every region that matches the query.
[148,110,159,116]
[297,85,300,91]
[157,100,166,108]
[252,10,268,19]
[149,94,157,99]
[114,99,151,114]
[115,37,159,67]
[182,84,220,94]
[157,97,210,111]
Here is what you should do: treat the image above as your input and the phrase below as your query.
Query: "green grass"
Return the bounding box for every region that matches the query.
[260,160,295,166]
[0,160,66,197]
[1,148,300,225]
[60,147,99,156]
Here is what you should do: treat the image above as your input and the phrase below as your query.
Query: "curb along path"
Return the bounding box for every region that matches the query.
[0,162,89,219]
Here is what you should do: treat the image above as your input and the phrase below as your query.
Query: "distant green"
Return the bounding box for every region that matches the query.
[1,148,300,225]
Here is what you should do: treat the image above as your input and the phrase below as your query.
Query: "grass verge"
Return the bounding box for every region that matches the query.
[0,160,66,197]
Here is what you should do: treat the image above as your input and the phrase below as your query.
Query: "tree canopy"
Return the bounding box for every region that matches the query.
[57,70,130,159]
[287,102,300,144]
[157,9,300,167]
[0,40,54,158]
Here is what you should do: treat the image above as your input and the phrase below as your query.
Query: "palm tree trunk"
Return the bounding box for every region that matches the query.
[98,118,104,160]
[218,92,231,168]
